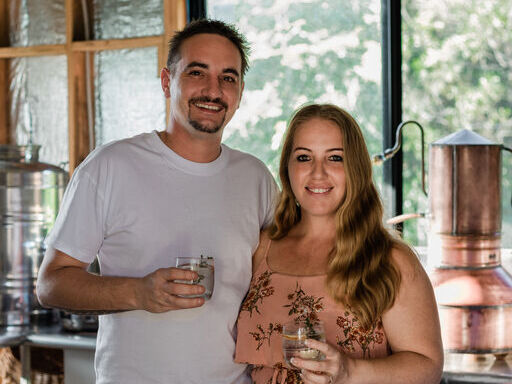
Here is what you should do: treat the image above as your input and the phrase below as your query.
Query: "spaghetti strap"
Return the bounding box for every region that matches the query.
[253,237,273,276]
[264,238,272,260]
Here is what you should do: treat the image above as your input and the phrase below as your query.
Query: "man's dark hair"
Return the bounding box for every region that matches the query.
[167,19,250,79]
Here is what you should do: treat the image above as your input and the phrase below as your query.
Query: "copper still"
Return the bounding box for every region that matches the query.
[427,129,512,354]
[374,126,512,354]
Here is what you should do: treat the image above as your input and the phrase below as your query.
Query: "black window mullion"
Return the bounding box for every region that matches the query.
[381,0,403,229]
[187,0,207,21]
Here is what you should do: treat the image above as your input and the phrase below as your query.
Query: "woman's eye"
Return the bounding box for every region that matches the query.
[329,155,343,162]
[297,154,310,162]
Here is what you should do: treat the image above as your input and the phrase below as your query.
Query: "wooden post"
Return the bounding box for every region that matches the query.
[71,51,95,167]
[66,0,78,171]
[66,0,94,172]
[0,0,10,144]
[161,0,187,123]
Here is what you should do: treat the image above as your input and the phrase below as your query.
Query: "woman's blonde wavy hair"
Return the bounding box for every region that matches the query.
[269,103,406,330]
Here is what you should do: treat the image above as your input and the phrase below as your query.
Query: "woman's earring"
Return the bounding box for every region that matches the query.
[295,199,300,207]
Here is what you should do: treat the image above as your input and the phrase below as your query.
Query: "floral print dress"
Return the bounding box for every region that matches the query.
[235,240,390,384]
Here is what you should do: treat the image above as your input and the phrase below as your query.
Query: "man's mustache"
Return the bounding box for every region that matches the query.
[189,97,228,110]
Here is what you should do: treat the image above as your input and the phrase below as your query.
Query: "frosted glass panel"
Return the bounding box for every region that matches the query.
[92,0,163,39]
[94,48,166,146]
[8,0,66,46]
[10,56,69,168]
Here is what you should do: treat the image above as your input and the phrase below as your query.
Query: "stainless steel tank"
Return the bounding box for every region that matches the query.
[0,144,68,326]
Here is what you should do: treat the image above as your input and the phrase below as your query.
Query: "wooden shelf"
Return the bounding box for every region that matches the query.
[0,45,67,58]
[0,36,163,59]
[72,36,162,52]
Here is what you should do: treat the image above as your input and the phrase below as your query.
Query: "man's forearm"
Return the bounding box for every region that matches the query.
[37,266,143,313]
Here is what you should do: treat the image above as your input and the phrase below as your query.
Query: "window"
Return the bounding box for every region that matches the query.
[207,0,384,186]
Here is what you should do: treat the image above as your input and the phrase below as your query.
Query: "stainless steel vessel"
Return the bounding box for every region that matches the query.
[0,144,68,326]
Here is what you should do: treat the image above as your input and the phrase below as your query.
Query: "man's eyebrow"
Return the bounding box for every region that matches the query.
[185,61,208,70]
[185,62,240,78]
[223,68,240,77]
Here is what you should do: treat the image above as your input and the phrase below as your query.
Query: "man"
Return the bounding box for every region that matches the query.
[36,19,277,384]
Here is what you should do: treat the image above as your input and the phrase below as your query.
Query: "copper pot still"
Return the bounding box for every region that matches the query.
[427,129,512,354]
[374,126,512,354]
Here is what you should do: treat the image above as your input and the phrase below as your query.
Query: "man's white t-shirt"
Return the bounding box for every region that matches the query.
[45,131,278,383]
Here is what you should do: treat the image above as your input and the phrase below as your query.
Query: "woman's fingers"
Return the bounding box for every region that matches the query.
[291,341,346,383]
[291,356,327,373]
[300,368,333,383]
[305,339,334,355]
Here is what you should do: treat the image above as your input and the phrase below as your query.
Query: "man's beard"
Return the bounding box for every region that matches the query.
[189,118,224,133]
[188,97,228,134]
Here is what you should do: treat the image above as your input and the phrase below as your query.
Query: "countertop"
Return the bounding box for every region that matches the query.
[2,325,512,383]
[0,324,96,350]
[442,353,512,383]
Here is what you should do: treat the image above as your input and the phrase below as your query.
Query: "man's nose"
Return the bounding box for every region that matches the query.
[202,76,223,99]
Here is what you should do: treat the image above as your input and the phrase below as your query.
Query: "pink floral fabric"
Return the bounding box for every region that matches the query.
[235,241,390,384]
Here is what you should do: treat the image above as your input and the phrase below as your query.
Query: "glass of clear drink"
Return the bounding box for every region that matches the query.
[175,256,214,300]
[282,320,326,368]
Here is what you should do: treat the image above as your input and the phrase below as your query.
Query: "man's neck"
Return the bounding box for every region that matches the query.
[159,126,222,163]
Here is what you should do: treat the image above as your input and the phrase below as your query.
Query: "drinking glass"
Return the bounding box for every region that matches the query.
[282,320,326,368]
[175,256,214,300]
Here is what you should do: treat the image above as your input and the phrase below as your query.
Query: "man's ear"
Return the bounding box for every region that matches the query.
[161,67,171,98]
[237,81,245,109]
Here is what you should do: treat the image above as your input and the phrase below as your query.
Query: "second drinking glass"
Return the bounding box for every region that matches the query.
[282,320,326,368]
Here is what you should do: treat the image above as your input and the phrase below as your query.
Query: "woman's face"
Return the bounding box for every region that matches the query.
[288,117,346,219]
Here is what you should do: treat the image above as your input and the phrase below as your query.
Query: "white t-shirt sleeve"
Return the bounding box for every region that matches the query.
[261,170,279,229]
[45,165,106,264]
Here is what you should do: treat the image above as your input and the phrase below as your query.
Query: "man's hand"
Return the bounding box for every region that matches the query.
[136,267,206,312]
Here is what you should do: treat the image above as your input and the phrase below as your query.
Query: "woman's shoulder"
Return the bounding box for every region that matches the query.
[390,242,430,288]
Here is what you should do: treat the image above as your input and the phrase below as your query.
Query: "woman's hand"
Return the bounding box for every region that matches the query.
[290,339,350,384]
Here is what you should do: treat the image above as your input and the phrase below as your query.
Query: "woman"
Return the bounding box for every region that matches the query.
[235,104,443,384]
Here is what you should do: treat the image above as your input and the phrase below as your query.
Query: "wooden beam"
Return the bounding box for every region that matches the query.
[162,0,187,124]
[0,59,8,144]
[0,45,67,58]
[161,0,187,70]
[0,37,163,59]
[0,0,9,143]
[70,52,94,168]
[72,36,162,52]
[0,0,7,48]
[66,0,78,172]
